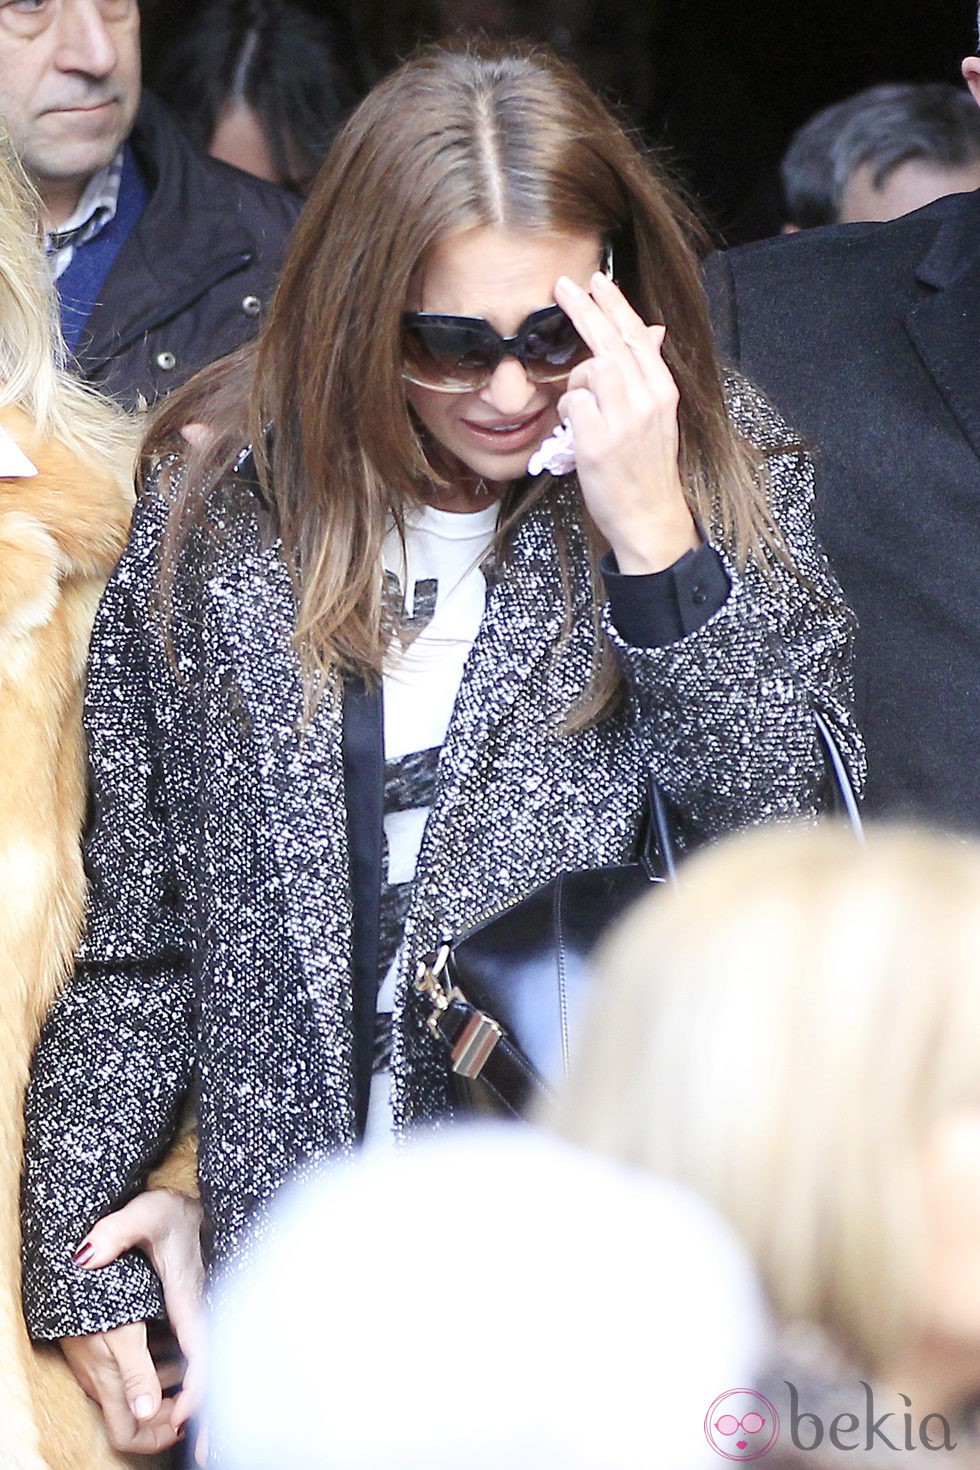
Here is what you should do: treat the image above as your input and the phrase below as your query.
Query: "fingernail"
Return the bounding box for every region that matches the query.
[592,270,613,290]
[71,1242,95,1267]
[555,274,578,292]
[132,1395,155,1420]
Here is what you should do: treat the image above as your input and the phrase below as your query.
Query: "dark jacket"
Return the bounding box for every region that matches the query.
[72,93,301,410]
[21,379,862,1341]
[705,191,980,831]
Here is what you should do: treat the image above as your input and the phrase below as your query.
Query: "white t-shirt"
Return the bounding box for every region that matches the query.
[367,498,499,1137]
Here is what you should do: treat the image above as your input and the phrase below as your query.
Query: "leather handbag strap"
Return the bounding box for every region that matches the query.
[341,675,386,1139]
[425,992,546,1117]
[642,777,679,881]
[642,708,862,880]
[814,708,864,835]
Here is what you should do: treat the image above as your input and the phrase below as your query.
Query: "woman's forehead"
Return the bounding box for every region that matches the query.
[414,224,603,323]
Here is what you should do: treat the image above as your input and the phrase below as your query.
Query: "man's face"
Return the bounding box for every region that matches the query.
[0,0,140,214]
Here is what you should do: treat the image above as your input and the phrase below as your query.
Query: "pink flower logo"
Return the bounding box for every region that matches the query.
[705,1390,780,1461]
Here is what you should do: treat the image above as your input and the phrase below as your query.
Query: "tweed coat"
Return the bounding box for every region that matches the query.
[21,376,863,1342]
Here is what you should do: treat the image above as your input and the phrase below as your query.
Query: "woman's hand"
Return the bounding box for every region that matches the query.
[63,1188,206,1456]
[61,1320,185,1454]
[554,271,699,574]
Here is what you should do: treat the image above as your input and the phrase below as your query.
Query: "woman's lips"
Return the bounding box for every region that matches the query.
[460,405,551,451]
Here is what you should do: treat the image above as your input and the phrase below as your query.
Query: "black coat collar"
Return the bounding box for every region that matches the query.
[905,189,980,464]
[913,186,980,288]
[77,94,278,372]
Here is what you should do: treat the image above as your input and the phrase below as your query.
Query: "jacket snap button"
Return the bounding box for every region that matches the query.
[241,295,261,316]
[156,350,177,371]
[691,583,707,605]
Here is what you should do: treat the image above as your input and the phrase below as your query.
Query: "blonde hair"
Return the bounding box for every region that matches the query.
[0,130,135,486]
[550,822,980,1373]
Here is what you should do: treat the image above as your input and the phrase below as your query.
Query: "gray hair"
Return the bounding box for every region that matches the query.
[781,81,980,227]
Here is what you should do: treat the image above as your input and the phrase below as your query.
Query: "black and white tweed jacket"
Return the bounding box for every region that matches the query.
[21,377,863,1339]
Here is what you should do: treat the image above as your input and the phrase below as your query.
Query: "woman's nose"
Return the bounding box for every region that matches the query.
[480,357,538,416]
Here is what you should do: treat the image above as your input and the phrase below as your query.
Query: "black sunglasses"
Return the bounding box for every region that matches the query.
[401,302,590,393]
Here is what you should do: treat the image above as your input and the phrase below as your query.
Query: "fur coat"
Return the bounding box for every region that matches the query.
[0,406,142,1470]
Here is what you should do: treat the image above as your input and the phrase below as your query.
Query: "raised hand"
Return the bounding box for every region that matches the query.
[554,270,699,573]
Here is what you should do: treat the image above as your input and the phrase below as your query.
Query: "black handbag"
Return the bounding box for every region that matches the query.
[416,711,862,1117]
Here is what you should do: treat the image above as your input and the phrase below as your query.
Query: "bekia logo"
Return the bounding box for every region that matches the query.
[705,1383,957,1460]
[704,1389,779,1461]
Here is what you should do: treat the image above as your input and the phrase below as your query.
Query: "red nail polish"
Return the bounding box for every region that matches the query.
[71,1242,95,1267]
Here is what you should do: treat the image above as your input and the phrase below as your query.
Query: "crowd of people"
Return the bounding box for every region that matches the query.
[3,2,980,1467]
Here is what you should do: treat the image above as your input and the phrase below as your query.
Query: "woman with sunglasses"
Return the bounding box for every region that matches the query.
[21,43,862,1455]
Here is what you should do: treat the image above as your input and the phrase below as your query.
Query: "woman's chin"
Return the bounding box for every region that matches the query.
[453,440,550,487]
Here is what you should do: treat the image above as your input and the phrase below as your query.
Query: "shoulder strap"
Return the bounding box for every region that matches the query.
[643,709,863,882]
[341,676,385,1139]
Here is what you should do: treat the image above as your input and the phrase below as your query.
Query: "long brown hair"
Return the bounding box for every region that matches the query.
[146,42,775,710]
